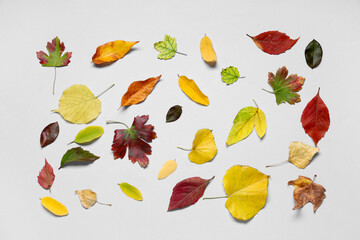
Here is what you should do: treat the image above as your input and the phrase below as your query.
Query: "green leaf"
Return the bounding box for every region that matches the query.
[221,66,240,85]
[305,39,323,69]
[154,35,179,60]
[72,126,104,144]
[166,105,182,123]
[118,182,143,201]
[59,147,99,169]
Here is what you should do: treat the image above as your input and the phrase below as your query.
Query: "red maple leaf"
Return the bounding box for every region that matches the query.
[37,159,55,191]
[111,115,157,168]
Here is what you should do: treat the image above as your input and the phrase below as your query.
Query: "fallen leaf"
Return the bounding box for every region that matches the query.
[288,175,326,212]
[178,75,209,106]
[166,105,182,123]
[37,159,55,191]
[59,147,99,169]
[37,37,72,94]
[75,189,112,209]
[157,160,177,180]
[247,31,299,55]
[71,126,104,144]
[305,39,323,69]
[154,35,186,60]
[120,75,161,107]
[41,196,68,216]
[263,66,305,105]
[119,182,143,201]
[168,176,214,211]
[53,84,114,124]
[40,122,59,148]
[301,88,330,146]
[92,40,139,64]
[109,115,157,168]
[179,129,217,164]
[226,101,266,145]
[200,35,216,66]
[221,66,242,85]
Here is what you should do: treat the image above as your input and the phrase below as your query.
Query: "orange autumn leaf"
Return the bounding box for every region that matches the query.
[92,40,139,64]
[120,75,161,107]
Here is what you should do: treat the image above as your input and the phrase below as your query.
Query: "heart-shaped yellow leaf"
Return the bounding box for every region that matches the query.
[119,182,143,201]
[158,160,177,180]
[178,75,209,106]
[41,196,68,216]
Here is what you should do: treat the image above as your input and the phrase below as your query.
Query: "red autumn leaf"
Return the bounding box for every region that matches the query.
[247,31,299,55]
[168,176,214,211]
[37,159,55,191]
[301,88,330,146]
[110,115,157,168]
[40,122,59,148]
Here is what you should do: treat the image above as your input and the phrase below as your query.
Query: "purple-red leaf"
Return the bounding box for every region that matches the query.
[168,176,214,211]
[40,122,59,148]
[37,159,55,191]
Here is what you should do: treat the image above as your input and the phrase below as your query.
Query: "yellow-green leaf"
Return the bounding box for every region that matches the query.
[188,129,217,164]
[72,126,104,144]
[118,182,143,201]
[223,165,269,220]
[178,75,209,106]
[288,141,319,169]
[157,160,177,180]
[41,196,68,216]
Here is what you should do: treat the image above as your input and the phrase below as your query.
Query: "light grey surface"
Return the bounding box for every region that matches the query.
[0,0,359,239]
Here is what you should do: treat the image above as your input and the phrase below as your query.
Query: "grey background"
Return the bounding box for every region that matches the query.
[0,0,359,239]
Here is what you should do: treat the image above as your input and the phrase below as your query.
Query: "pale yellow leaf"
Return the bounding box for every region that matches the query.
[288,142,319,169]
[157,160,177,180]
[76,189,97,209]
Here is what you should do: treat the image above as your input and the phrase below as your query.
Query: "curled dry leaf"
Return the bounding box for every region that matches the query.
[71,126,104,144]
[178,75,209,106]
[168,176,214,211]
[119,182,143,201]
[288,175,326,212]
[158,160,177,180]
[166,105,182,123]
[247,31,299,55]
[305,39,323,69]
[200,35,216,66]
[92,40,139,64]
[40,122,59,148]
[301,88,330,147]
[41,196,68,216]
[37,159,55,191]
[76,189,111,209]
[59,147,100,169]
[120,75,161,107]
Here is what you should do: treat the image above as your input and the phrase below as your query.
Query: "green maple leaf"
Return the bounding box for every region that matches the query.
[154,35,186,60]
[221,66,243,85]
[263,66,305,105]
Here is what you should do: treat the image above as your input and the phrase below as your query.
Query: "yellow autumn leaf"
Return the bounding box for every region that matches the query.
[41,196,68,216]
[53,84,114,124]
[178,75,209,106]
[200,35,217,66]
[92,40,139,64]
[223,165,269,220]
[76,189,97,209]
[288,141,319,169]
[158,160,177,180]
[119,182,143,201]
[188,129,217,164]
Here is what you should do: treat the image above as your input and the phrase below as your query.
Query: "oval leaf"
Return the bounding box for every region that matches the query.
[59,147,100,169]
[166,105,182,123]
[168,176,214,211]
[40,122,59,147]
[119,182,143,201]
[221,66,240,85]
[92,40,139,64]
[41,197,68,216]
[189,129,217,164]
[305,39,323,69]
[37,159,55,190]
[178,75,209,106]
[200,35,216,66]
[73,126,104,144]
[121,75,161,107]
[158,160,177,180]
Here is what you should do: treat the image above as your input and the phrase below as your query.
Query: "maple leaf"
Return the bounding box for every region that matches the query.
[288,175,326,212]
[108,115,157,168]
[37,159,55,191]
[36,37,72,94]
[263,66,305,105]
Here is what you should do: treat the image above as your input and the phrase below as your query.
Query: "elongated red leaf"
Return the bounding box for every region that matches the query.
[301,88,330,146]
[40,122,59,147]
[37,159,55,190]
[168,176,214,211]
[247,31,299,55]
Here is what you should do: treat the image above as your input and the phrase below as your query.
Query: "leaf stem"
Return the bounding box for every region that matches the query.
[52,67,56,95]
[177,147,192,151]
[203,196,228,200]
[67,141,74,145]
[106,120,130,129]
[96,83,115,98]
[175,51,187,56]
[262,88,275,94]
[266,160,289,168]
[253,99,259,109]
[96,201,112,206]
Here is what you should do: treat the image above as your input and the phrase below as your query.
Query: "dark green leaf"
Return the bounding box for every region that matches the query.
[59,147,99,169]
[166,105,182,123]
[305,39,323,69]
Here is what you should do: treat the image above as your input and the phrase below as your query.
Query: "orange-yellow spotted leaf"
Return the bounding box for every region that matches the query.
[92,40,139,64]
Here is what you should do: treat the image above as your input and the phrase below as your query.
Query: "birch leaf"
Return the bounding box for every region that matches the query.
[288,142,319,168]
[41,197,68,216]
[178,75,209,106]
[92,40,139,64]
[158,160,177,180]
[76,189,97,209]
[119,182,143,201]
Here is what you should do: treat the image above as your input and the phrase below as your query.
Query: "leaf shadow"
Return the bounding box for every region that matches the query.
[204,61,217,68]
[92,61,116,68]
[70,138,101,146]
[308,151,321,167]
[59,160,96,170]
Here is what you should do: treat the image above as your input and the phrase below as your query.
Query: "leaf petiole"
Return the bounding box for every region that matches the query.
[53,67,57,95]
[96,201,112,207]
[96,83,115,98]
[266,160,289,168]
[262,88,275,94]
[177,147,192,151]
[175,51,187,56]
[106,120,130,129]
[203,196,228,200]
